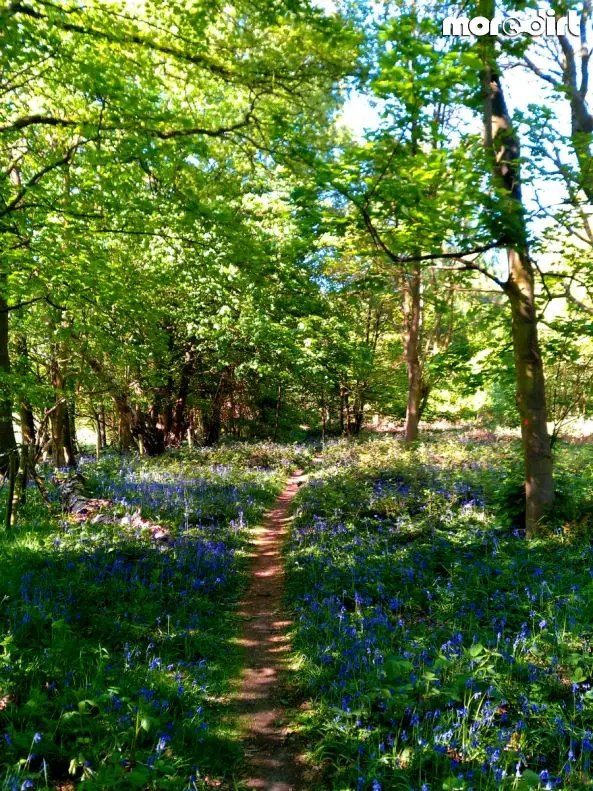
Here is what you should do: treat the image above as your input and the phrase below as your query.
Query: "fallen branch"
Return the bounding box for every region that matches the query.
[54,471,171,541]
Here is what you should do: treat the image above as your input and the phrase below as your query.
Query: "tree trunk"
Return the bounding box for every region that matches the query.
[131,409,165,456]
[17,335,35,452]
[13,381,36,512]
[205,403,222,446]
[229,366,237,437]
[404,265,422,443]
[11,442,34,521]
[344,389,351,437]
[187,410,194,449]
[63,398,77,467]
[117,401,134,452]
[0,285,16,474]
[508,251,555,532]
[50,356,70,467]
[50,411,66,467]
[172,354,193,444]
[351,384,365,436]
[480,26,554,534]
[5,450,17,529]
[418,381,431,422]
[273,383,282,441]
[554,14,593,202]
[99,404,107,448]
[94,411,102,460]
[204,371,228,446]
[20,402,35,447]
[353,407,364,435]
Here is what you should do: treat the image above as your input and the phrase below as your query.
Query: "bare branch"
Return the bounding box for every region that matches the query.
[523,55,560,88]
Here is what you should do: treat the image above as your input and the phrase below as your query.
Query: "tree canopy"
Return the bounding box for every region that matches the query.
[2,0,593,534]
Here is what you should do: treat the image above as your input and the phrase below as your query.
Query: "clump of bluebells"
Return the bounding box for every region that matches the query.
[286,434,593,790]
[0,443,299,790]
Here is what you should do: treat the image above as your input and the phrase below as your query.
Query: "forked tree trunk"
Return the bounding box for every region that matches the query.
[403,265,422,443]
[479,20,554,534]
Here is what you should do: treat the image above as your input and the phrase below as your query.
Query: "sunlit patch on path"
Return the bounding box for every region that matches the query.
[235,471,306,791]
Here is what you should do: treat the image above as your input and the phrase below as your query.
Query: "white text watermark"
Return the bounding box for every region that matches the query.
[442,10,580,38]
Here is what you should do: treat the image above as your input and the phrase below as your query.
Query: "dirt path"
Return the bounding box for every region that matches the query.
[235,470,306,791]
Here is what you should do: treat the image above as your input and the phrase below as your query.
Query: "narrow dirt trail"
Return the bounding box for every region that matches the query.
[235,470,306,791]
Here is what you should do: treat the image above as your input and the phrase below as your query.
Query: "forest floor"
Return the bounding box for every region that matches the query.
[4,432,593,790]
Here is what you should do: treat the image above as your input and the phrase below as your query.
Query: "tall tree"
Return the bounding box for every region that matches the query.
[474,2,554,532]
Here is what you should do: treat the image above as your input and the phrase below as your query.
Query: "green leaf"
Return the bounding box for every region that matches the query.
[517,769,541,789]
[442,777,466,790]
[571,666,586,683]
[468,643,484,658]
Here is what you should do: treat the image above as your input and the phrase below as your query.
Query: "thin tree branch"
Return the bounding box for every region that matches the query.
[0,295,66,313]
[523,55,560,88]
[0,115,77,133]
[0,141,81,218]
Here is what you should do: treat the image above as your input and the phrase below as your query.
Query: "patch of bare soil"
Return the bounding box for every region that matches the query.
[235,471,306,791]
